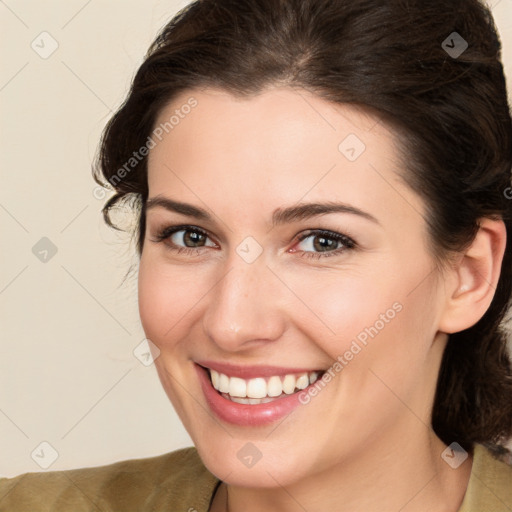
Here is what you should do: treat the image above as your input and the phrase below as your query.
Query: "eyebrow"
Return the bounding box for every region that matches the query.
[145,196,380,226]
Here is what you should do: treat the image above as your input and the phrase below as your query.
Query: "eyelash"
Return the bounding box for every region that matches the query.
[150,224,357,260]
[295,230,356,259]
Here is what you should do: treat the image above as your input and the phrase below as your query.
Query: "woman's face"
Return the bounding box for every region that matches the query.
[139,86,451,487]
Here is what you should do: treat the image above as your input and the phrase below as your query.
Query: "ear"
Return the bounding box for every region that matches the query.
[438,218,507,334]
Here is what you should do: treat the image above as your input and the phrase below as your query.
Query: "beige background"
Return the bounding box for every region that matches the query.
[1,0,511,478]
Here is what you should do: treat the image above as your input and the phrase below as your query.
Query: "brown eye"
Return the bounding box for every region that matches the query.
[151,225,217,253]
[178,229,208,247]
[294,230,356,259]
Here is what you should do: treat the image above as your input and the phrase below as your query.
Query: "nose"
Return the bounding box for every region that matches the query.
[201,251,287,352]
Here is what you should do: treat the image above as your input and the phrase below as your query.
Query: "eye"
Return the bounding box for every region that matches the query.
[292,230,356,259]
[150,225,217,254]
[150,225,356,260]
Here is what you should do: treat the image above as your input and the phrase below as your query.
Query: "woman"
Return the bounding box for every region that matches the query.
[1,0,511,510]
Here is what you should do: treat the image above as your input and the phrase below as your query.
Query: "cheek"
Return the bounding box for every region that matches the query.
[138,260,165,342]
[291,269,440,440]
[138,254,196,347]
[137,255,201,410]
[286,267,404,357]
[292,261,439,379]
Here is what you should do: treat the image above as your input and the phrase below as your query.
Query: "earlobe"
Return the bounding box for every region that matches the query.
[438,218,507,334]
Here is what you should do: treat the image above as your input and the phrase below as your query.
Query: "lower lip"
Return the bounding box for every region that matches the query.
[195,364,313,426]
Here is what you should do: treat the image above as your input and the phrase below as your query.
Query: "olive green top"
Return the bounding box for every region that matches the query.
[0,444,510,511]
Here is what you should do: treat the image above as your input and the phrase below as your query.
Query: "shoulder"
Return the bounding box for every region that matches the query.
[0,446,220,512]
[458,443,512,512]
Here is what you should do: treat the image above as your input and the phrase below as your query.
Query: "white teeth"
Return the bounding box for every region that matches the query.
[210,369,219,389]
[208,369,322,401]
[282,374,296,394]
[229,377,246,397]
[296,373,309,390]
[246,377,267,399]
[230,396,251,404]
[267,376,283,397]
[226,394,276,405]
[218,373,230,393]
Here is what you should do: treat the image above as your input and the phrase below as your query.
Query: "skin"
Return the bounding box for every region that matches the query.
[138,86,506,512]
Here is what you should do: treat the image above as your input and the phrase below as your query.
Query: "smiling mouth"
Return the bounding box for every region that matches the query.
[202,366,326,405]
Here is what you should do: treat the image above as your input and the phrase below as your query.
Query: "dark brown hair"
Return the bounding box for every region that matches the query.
[94,0,512,451]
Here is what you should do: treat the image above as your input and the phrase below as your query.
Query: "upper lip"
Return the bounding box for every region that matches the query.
[196,360,325,379]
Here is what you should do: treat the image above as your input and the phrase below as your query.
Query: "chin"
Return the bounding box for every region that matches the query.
[192,433,319,489]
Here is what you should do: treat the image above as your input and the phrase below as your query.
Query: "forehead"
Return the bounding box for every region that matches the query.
[150,86,386,167]
[147,86,424,228]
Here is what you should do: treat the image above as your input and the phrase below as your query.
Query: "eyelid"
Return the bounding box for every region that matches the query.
[290,229,356,259]
[151,224,217,244]
[150,224,357,259]
[295,229,356,246]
